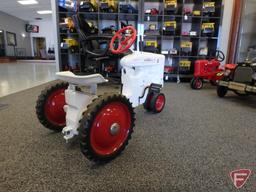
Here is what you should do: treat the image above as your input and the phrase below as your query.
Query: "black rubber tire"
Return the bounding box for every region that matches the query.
[150,93,166,113]
[143,92,154,111]
[217,86,228,98]
[79,93,135,163]
[210,80,217,86]
[190,78,195,89]
[36,82,68,132]
[192,78,203,90]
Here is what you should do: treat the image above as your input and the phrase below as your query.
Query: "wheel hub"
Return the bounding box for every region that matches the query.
[110,123,120,136]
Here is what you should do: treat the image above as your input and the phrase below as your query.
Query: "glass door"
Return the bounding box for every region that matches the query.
[235,0,256,62]
[0,30,5,56]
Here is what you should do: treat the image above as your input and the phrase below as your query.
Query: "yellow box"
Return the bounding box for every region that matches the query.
[180,60,191,67]
[146,41,158,48]
[165,0,177,7]
[181,41,192,48]
[193,10,201,16]
[64,38,79,47]
[164,21,176,28]
[202,23,215,29]
[203,2,215,8]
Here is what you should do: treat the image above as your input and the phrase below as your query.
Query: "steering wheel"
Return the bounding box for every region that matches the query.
[110,26,137,54]
[215,50,225,62]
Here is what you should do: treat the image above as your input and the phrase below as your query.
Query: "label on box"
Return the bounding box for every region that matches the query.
[180,60,191,67]
[202,23,215,29]
[164,21,176,28]
[146,41,158,48]
[181,41,192,48]
[203,2,215,8]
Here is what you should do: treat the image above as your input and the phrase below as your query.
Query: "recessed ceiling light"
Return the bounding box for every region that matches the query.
[37,10,52,15]
[17,0,38,5]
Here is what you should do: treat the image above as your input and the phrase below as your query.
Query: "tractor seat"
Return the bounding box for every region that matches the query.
[56,71,108,86]
[225,64,237,70]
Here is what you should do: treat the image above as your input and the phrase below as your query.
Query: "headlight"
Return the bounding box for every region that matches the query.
[224,69,231,76]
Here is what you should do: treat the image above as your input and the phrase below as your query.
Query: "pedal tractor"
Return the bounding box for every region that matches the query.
[191,50,228,90]
[217,48,256,97]
[36,26,166,163]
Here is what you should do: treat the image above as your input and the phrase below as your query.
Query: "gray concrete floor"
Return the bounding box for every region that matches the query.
[0,82,255,192]
[0,61,56,97]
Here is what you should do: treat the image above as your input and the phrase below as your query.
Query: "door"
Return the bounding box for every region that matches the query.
[235,0,256,62]
[33,37,46,59]
[0,30,6,56]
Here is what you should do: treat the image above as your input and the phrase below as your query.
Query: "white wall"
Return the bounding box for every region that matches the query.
[29,20,55,57]
[219,0,234,63]
[0,11,32,56]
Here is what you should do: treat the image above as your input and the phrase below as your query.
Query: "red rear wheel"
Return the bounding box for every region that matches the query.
[44,88,66,126]
[36,82,68,132]
[79,94,135,162]
[192,78,203,90]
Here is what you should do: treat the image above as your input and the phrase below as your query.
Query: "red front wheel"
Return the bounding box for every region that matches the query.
[79,94,135,162]
[150,93,166,113]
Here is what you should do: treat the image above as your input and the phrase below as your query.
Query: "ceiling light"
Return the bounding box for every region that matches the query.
[0,30,3,33]
[17,0,38,5]
[37,10,52,15]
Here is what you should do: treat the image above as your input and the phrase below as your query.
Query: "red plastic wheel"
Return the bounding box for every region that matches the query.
[193,78,203,90]
[44,88,66,126]
[150,93,166,113]
[155,94,165,112]
[36,82,69,132]
[79,94,135,162]
[90,102,131,156]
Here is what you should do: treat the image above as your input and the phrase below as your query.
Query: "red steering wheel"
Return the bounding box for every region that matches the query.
[110,26,137,54]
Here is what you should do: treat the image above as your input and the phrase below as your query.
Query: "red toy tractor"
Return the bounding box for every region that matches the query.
[190,50,227,89]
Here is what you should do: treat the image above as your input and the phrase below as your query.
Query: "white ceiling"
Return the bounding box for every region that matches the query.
[0,0,53,22]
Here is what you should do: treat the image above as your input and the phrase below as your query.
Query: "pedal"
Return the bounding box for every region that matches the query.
[62,126,78,142]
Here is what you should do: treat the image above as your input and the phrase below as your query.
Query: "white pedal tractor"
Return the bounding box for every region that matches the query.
[36,26,166,163]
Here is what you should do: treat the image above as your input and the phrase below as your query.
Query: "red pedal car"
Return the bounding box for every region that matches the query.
[190,50,235,89]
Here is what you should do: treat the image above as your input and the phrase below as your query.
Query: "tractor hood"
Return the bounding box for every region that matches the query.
[120,51,165,68]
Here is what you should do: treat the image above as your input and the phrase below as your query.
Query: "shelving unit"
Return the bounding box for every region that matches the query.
[142,0,223,80]
[55,0,223,80]
[56,0,141,74]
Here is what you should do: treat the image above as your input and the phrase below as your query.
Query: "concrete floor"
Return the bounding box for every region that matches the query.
[0,82,255,192]
[0,61,56,97]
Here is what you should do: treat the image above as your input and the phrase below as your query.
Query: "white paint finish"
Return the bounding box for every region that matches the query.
[0,11,32,56]
[0,61,56,97]
[0,0,52,21]
[121,51,165,107]
[29,20,55,56]
[218,0,234,63]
